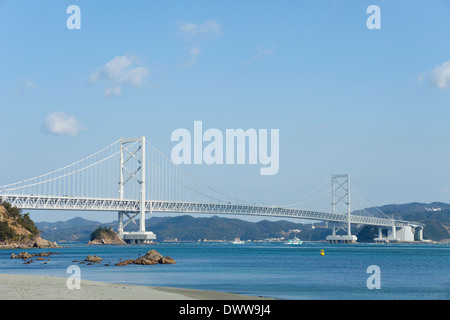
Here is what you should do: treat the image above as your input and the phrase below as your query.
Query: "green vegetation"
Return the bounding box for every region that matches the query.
[90,226,115,241]
[0,221,16,241]
[2,201,21,219]
[0,202,40,241]
[357,225,387,242]
[17,212,39,235]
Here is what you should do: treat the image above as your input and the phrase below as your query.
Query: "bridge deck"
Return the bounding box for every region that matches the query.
[0,194,421,228]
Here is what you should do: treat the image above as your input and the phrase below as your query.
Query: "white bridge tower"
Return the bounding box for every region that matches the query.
[117,137,156,243]
[326,174,357,243]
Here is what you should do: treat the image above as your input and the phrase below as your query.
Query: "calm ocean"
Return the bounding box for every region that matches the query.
[0,242,448,300]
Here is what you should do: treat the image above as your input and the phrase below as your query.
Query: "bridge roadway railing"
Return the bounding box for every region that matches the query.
[0,194,418,228]
[150,200,414,227]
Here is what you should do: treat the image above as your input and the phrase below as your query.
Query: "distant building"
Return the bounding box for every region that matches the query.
[425,207,441,212]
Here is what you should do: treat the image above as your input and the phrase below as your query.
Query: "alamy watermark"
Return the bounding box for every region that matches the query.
[366,265,381,289]
[66,4,380,31]
[66,5,81,30]
[367,5,381,30]
[66,265,81,290]
[170,121,279,175]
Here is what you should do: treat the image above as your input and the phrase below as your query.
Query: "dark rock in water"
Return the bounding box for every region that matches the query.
[85,255,103,263]
[11,252,32,260]
[133,249,163,265]
[159,256,176,264]
[19,252,32,260]
[11,251,59,264]
[143,249,163,262]
[134,257,158,265]
[114,259,135,266]
[114,249,176,266]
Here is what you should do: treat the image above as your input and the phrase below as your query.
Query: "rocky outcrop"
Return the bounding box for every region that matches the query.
[85,255,103,263]
[159,256,176,264]
[0,203,61,249]
[11,251,59,263]
[11,252,32,260]
[134,249,163,265]
[88,238,125,245]
[87,227,126,245]
[115,259,135,266]
[114,250,176,266]
[32,238,60,248]
[1,236,60,249]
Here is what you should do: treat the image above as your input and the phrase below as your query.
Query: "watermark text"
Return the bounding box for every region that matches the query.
[171,121,279,175]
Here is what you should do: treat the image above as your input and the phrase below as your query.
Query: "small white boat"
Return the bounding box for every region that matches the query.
[231,238,245,244]
[285,236,302,245]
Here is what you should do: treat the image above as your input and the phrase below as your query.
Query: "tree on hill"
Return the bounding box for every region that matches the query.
[90,226,116,241]
[0,201,39,241]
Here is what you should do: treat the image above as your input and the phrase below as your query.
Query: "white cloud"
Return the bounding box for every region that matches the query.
[15,79,36,97]
[43,112,85,137]
[246,45,276,65]
[89,55,149,97]
[428,60,450,90]
[177,19,221,65]
[257,45,276,56]
[185,46,201,66]
[24,79,36,88]
[103,86,122,98]
[122,66,148,87]
[88,72,100,83]
[178,19,221,41]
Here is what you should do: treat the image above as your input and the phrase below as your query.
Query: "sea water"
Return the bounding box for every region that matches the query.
[0,242,448,300]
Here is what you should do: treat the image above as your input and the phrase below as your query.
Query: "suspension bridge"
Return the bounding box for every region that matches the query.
[0,137,424,243]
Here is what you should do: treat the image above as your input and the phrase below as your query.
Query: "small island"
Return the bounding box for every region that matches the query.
[0,202,59,249]
[88,226,126,245]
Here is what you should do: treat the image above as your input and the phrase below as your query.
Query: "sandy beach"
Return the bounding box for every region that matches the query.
[0,274,270,300]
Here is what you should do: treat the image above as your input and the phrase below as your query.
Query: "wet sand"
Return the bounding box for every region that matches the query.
[0,274,271,300]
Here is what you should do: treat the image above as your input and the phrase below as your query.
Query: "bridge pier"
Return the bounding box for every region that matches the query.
[116,209,156,244]
[375,225,418,242]
[118,211,124,237]
[326,235,357,243]
[121,230,156,244]
[386,222,400,242]
[326,223,357,243]
[416,226,424,241]
[374,227,387,243]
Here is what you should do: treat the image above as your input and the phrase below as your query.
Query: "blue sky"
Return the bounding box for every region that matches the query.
[1,1,450,222]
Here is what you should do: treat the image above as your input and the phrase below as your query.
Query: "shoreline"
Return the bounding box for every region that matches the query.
[0,274,273,300]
